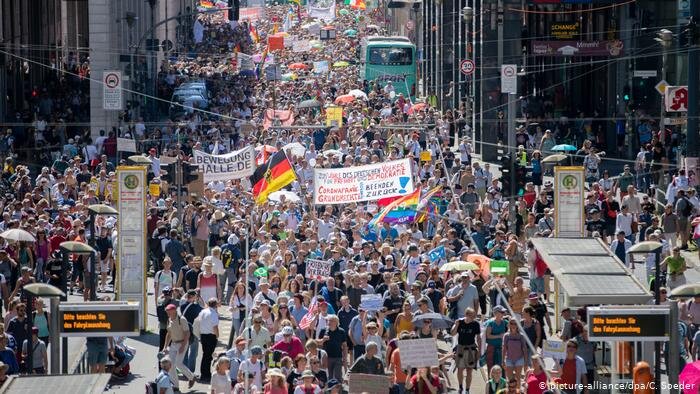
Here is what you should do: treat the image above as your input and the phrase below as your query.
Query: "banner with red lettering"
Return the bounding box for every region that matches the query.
[313,159,415,204]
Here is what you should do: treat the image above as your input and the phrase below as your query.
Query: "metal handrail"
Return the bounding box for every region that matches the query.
[69,343,89,374]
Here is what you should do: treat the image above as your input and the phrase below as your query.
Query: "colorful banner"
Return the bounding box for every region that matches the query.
[239,7,265,21]
[192,147,256,183]
[531,40,624,57]
[325,106,343,127]
[313,158,415,204]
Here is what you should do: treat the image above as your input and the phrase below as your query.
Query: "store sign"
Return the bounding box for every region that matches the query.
[665,86,689,112]
[554,166,584,237]
[587,307,670,341]
[59,302,140,337]
[531,40,624,56]
[550,22,579,40]
[116,166,147,330]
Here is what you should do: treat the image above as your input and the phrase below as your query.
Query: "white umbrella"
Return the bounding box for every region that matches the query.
[323,149,343,158]
[283,142,307,158]
[268,190,301,203]
[348,89,368,100]
[0,229,36,242]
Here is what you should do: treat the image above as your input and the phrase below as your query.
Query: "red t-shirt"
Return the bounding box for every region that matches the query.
[410,374,442,394]
[526,371,547,394]
[270,337,305,360]
[49,235,66,253]
[561,358,577,385]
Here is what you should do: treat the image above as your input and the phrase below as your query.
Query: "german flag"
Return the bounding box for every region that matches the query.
[251,151,297,204]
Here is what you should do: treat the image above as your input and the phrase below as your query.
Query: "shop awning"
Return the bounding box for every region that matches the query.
[531,237,653,306]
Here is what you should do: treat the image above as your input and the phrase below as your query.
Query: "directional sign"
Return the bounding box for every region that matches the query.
[655,80,668,95]
[501,64,517,94]
[460,59,475,76]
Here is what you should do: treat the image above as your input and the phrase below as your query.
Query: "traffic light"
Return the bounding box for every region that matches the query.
[161,163,177,184]
[622,85,631,103]
[681,17,698,47]
[182,163,199,184]
[228,0,240,21]
[497,148,512,198]
[515,165,527,196]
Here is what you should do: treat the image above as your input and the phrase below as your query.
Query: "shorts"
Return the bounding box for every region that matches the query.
[455,344,478,369]
[505,357,525,368]
[530,277,545,294]
[87,341,108,365]
[100,259,110,274]
[531,172,542,186]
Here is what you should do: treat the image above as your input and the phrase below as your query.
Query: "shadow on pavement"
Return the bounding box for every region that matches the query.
[131,332,160,348]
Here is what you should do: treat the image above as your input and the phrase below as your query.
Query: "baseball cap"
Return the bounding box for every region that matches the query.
[282,326,294,336]
[161,286,172,293]
[493,305,507,314]
[165,304,177,311]
[528,292,539,300]
[251,346,263,355]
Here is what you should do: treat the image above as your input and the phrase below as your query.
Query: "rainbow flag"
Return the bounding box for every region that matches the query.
[199,0,214,8]
[417,185,442,223]
[369,188,421,227]
[249,24,260,43]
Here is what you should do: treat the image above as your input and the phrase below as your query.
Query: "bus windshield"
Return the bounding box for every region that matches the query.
[368,47,413,66]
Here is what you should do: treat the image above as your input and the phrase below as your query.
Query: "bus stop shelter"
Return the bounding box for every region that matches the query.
[530,237,657,389]
[0,374,111,393]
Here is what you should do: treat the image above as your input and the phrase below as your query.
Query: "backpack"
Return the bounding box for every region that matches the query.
[146,371,168,394]
[680,197,693,217]
[571,319,585,338]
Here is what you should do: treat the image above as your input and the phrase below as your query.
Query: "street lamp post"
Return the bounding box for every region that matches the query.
[628,240,663,394]
[656,29,672,147]
[87,204,119,301]
[463,6,473,141]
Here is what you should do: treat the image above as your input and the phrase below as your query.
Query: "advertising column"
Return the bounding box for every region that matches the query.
[116,166,147,330]
[554,166,585,238]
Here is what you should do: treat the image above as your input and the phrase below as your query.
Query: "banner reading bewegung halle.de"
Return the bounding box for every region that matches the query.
[193,147,256,183]
[313,158,415,204]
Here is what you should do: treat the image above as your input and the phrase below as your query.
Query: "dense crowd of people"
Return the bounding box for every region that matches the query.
[0,2,699,394]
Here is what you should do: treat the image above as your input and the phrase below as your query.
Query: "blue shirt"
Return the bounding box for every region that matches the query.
[0,349,18,374]
[289,304,308,324]
[380,227,399,241]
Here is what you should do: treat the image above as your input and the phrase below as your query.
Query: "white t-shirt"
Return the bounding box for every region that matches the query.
[198,307,219,335]
[209,372,232,394]
[239,359,265,388]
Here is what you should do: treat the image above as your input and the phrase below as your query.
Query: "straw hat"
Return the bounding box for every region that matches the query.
[267,368,286,378]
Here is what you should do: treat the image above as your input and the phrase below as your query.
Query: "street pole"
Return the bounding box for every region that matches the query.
[50,297,60,374]
[688,0,700,157]
[657,29,672,147]
[471,0,476,145]
[507,94,515,153]
[669,299,680,388]
[89,211,97,302]
[478,0,483,155]
[653,248,661,394]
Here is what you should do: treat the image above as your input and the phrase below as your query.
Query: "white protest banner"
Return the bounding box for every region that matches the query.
[192,146,256,183]
[284,35,294,48]
[307,23,321,36]
[117,138,137,153]
[314,158,415,204]
[348,374,391,393]
[360,294,384,311]
[398,338,439,368]
[543,340,566,360]
[313,60,329,74]
[308,0,336,21]
[293,40,311,53]
[237,52,255,72]
[305,259,332,280]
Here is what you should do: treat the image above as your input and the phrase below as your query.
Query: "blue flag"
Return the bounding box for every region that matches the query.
[427,245,446,263]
